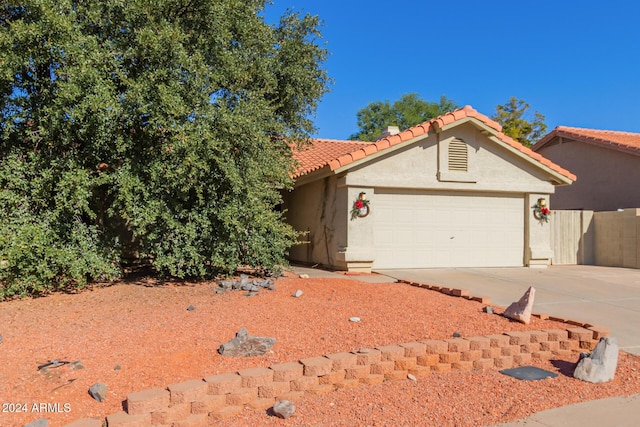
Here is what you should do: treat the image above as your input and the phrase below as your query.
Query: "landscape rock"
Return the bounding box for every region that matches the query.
[349,317,361,323]
[218,327,276,357]
[217,277,276,295]
[69,360,86,370]
[88,382,107,402]
[483,306,494,314]
[452,332,462,338]
[254,279,273,288]
[186,305,195,311]
[299,274,309,279]
[219,280,234,289]
[273,400,296,419]
[574,337,619,383]
[292,290,303,298]
[407,373,417,382]
[503,286,535,324]
[23,418,48,427]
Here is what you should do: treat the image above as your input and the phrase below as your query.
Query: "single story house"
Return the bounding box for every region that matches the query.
[284,105,576,272]
[532,126,640,211]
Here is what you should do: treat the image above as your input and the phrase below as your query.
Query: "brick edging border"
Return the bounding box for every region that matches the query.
[65,281,611,427]
[397,279,610,329]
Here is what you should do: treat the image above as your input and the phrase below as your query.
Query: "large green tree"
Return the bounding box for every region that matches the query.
[349,93,458,141]
[492,97,547,147]
[0,0,329,297]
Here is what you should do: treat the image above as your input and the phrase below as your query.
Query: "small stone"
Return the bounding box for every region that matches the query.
[452,332,462,338]
[504,286,535,324]
[483,306,494,314]
[292,289,303,298]
[216,289,226,294]
[407,373,417,382]
[219,280,234,289]
[299,274,310,279]
[88,382,107,402]
[187,305,195,311]
[22,418,48,427]
[272,400,296,419]
[254,279,273,288]
[0,334,2,344]
[244,291,258,297]
[349,317,361,323]
[114,365,121,371]
[574,337,619,383]
[69,360,86,370]
[268,284,276,291]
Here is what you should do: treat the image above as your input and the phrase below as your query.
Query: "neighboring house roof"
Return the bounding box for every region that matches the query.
[533,126,640,156]
[292,105,576,182]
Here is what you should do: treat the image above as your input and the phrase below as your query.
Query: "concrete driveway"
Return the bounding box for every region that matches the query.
[378,265,640,355]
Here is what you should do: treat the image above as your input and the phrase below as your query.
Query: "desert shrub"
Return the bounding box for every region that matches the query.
[0,1,328,296]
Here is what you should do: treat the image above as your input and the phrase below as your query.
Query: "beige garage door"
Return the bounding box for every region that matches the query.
[373,190,524,268]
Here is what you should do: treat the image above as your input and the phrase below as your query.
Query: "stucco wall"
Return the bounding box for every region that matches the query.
[283,175,346,268]
[346,123,556,195]
[535,139,640,211]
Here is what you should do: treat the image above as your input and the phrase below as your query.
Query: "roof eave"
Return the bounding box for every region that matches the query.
[292,165,334,188]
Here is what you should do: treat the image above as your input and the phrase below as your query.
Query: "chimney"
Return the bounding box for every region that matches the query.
[377,126,400,140]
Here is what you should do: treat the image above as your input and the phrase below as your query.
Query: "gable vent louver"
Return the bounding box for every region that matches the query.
[448,138,468,172]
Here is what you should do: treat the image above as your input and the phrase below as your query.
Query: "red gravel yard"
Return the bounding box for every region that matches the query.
[1,273,639,426]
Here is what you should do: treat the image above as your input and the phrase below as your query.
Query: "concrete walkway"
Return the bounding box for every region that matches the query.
[291,264,640,427]
[490,394,640,427]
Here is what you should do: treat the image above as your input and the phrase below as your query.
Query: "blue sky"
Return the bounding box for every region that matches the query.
[264,1,640,140]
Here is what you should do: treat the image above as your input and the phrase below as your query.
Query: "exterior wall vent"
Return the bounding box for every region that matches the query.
[448,138,468,172]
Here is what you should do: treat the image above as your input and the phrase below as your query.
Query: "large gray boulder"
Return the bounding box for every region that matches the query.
[503,286,535,324]
[218,327,275,357]
[573,337,619,383]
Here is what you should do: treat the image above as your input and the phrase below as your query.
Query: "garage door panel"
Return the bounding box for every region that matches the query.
[373,191,524,268]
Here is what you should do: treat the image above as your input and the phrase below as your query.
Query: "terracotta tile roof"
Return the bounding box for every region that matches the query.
[292,139,373,178]
[293,105,576,182]
[534,126,640,156]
